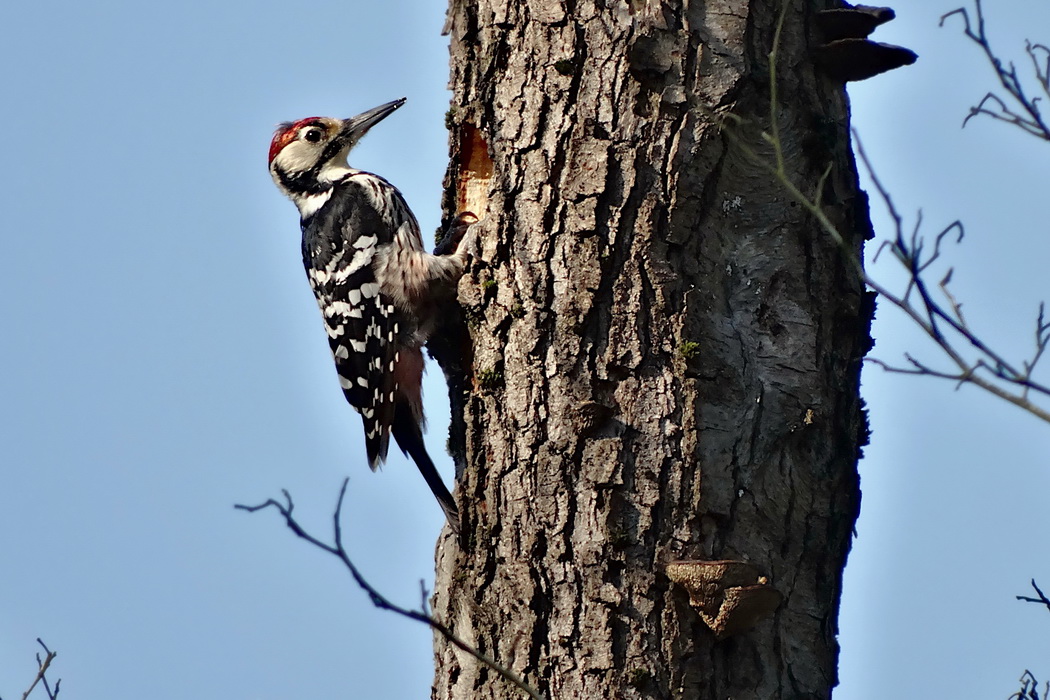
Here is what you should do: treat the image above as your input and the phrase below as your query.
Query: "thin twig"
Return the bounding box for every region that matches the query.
[855,137,1050,415]
[1016,579,1050,614]
[18,639,59,700]
[1009,671,1048,700]
[765,0,791,176]
[941,1,1050,140]
[236,481,545,700]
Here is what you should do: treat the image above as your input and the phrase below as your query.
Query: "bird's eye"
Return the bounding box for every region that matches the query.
[304,129,323,143]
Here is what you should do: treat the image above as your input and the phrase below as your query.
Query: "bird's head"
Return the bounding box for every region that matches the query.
[269,98,406,199]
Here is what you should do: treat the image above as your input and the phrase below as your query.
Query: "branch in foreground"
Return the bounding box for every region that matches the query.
[235,480,544,700]
[941,1,1050,140]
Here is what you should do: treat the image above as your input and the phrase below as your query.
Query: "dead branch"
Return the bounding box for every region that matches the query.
[6,639,61,700]
[235,480,544,700]
[1016,579,1050,614]
[854,136,1050,422]
[1009,670,1048,700]
[941,1,1050,140]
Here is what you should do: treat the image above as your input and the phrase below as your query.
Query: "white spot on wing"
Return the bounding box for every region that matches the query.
[325,301,353,317]
[333,247,375,282]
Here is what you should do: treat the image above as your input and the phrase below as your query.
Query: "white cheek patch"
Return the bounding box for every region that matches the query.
[275,143,319,173]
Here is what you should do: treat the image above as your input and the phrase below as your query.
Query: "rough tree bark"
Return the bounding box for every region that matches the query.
[433,0,872,697]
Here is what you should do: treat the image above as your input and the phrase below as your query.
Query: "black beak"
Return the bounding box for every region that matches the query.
[338,98,407,143]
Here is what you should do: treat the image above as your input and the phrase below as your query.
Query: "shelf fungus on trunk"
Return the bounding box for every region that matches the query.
[813,4,917,82]
[666,560,783,640]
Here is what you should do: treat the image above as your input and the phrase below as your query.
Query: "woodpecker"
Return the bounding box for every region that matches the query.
[268,98,471,531]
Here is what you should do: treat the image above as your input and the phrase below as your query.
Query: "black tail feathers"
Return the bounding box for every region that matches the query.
[391,403,461,533]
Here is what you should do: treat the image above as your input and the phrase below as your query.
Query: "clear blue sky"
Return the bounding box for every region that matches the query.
[1,2,1047,698]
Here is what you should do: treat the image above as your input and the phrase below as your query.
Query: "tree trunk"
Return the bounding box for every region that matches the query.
[433,0,871,697]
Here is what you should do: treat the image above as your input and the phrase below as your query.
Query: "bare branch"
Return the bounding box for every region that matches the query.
[1016,579,1050,614]
[725,122,1050,423]
[856,134,1050,413]
[942,1,1050,140]
[1009,671,1048,700]
[236,481,545,700]
[1008,582,1050,698]
[13,639,60,700]
[1024,303,1050,398]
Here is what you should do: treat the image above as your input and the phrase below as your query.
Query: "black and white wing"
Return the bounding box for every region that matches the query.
[301,177,402,469]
